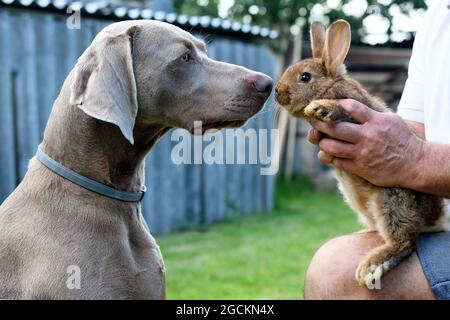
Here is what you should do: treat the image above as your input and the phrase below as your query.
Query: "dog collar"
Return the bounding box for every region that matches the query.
[35,145,146,202]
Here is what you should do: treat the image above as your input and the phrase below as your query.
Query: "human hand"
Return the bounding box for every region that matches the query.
[307,126,335,164]
[308,99,425,188]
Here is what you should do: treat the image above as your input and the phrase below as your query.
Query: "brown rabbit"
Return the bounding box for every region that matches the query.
[275,19,446,288]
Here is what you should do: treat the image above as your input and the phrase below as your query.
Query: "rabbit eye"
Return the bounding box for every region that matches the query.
[298,72,312,83]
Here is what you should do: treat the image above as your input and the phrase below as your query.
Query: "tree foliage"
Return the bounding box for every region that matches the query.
[173,0,427,45]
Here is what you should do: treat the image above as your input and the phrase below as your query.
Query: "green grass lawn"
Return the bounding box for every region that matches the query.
[157,178,359,299]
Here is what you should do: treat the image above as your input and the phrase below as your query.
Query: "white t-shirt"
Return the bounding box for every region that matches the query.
[397,1,450,143]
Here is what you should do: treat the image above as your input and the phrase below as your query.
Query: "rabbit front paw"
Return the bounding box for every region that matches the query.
[304,100,342,123]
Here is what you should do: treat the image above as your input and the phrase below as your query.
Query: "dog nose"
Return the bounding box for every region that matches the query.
[248,73,273,97]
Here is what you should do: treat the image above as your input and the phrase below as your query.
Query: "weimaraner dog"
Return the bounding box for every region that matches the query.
[0,20,272,299]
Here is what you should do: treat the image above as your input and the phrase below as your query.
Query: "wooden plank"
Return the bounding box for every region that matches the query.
[36,14,57,134]
[144,132,186,234]
[184,161,202,227]
[53,17,70,99]
[166,131,187,229]
[230,40,248,215]
[251,45,265,213]
[23,14,40,158]
[200,39,227,224]
[0,11,17,202]
[66,20,80,78]
[216,39,239,217]
[241,42,254,214]
[302,43,412,68]
[144,139,166,235]
[260,48,277,211]
[254,44,266,213]
[10,14,32,180]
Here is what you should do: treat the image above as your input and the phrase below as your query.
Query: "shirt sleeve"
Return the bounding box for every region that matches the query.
[396,15,427,123]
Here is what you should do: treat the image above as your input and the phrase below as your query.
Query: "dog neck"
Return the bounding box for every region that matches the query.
[40,73,169,193]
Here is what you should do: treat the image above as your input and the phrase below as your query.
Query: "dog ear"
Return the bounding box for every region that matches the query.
[323,19,351,76]
[70,26,139,145]
[310,21,326,59]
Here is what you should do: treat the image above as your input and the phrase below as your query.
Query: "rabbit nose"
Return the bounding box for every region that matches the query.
[274,83,290,106]
[247,73,273,97]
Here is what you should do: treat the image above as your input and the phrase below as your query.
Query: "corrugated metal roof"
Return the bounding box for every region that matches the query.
[0,0,279,39]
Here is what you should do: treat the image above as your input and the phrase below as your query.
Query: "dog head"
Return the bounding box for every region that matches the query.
[70,20,273,144]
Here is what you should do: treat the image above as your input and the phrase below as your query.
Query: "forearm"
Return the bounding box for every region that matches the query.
[407,142,450,198]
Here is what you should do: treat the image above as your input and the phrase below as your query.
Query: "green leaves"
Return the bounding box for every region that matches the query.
[173,0,427,45]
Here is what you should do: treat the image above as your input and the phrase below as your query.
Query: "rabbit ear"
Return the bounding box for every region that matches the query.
[310,21,326,59]
[323,20,351,76]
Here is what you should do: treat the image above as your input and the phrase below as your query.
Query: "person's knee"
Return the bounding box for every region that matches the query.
[304,232,434,300]
[304,232,383,299]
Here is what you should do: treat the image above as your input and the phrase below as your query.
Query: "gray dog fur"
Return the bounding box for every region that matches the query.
[0,20,272,299]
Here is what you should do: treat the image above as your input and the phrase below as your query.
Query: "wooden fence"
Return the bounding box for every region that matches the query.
[0,6,277,235]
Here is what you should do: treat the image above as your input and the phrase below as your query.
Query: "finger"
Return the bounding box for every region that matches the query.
[339,99,375,123]
[319,138,355,159]
[318,150,334,164]
[332,157,355,172]
[307,128,322,145]
[313,121,362,144]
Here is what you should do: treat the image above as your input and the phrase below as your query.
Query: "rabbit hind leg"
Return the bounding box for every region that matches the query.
[355,240,414,288]
[355,187,426,288]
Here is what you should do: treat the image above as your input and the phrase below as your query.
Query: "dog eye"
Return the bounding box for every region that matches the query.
[298,72,312,83]
[180,53,193,63]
